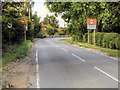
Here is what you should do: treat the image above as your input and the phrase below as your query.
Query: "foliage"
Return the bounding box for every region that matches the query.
[83,32,120,49]
[56,30,64,36]
[61,38,119,57]
[2,40,32,66]
[45,2,120,43]
[42,15,59,35]
[31,12,42,38]
[35,32,46,38]
[2,2,35,45]
[43,14,59,28]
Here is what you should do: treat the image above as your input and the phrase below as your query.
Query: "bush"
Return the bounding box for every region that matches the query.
[83,33,88,43]
[83,32,93,44]
[72,34,83,42]
[83,32,119,50]
[2,40,32,66]
[102,33,119,49]
[116,35,120,49]
[35,32,46,38]
[95,32,105,46]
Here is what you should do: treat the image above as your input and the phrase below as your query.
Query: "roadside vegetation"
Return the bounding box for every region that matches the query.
[61,38,119,57]
[45,1,119,57]
[2,2,41,66]
[2,40,32,66]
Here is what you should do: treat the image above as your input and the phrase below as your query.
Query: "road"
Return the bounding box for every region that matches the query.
[35,38,119,88]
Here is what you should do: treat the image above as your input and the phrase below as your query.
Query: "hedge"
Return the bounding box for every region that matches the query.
[72,34,83,42]
[83,32,120,49]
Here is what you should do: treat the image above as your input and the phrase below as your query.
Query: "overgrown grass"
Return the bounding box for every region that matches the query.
[2,40,32,66]
[61,38,119,57]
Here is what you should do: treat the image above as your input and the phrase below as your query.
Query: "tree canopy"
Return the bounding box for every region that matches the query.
[45,2,120,34]
[42,14,59,28]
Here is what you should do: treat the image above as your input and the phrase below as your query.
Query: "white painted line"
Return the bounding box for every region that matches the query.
[61,48,68,52]
[109,57,118,61]
[72,54,85,62]
[79,47,118,61]
[35,44,37,47]
[36,44,40,88]
[86,49,119,61]
[56,45,60,47]
[94,67,120,83]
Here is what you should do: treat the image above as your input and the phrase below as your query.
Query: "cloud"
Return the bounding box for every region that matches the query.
[32,1,65,27]
[32,2,54,20]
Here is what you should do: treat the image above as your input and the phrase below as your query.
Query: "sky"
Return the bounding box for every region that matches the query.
[32,0,65,27]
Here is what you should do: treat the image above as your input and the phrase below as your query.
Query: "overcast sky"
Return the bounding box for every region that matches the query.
[32,0,65,27]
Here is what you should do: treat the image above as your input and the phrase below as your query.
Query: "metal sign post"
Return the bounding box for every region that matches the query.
[7,22,12,47]
[87,18,97,45]
[19,20,28,42]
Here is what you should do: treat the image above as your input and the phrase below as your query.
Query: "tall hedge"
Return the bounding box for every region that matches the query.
[72,33,83,42]
[83,32,120,49]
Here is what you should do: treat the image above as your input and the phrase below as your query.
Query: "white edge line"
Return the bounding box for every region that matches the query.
[94,67,120,83]
[72,54,85,62]
[36,44,40,88]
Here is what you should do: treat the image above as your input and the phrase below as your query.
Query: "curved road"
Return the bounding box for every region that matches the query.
[35,38,118,88]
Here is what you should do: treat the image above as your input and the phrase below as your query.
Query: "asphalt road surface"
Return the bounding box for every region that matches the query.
[35,38,119,88]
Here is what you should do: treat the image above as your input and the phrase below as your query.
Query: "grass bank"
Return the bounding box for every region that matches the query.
[2,40,32,66]
[61,38,119,57]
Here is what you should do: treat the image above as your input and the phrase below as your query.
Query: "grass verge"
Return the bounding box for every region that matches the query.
[2,40,32,66]
[61,38,119,57]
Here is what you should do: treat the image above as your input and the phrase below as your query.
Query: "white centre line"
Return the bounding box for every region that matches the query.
[72,54,85,62]
[56,45,60,47]
[36,44,40,88]
[75,45,118,61]
[61,48,68,52]
[109,57,118,61]
[94,67,120,83]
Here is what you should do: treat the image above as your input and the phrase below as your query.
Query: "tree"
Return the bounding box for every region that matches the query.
[31,12,41,38]
[43,14,59,28]
[45,2,120,41]
[2,2,35,50]
[42,15,59,35]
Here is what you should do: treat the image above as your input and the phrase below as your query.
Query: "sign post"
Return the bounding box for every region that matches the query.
[88,29,90,44]
[19,20,28,42]
[94,29,96,45]
[7,22,12,49]
[87,18,97,45]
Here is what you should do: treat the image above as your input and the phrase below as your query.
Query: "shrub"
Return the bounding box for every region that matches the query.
[95,32,105,46]
[83,32,119,50]
[102,33,119,49]
[72,34,83,42]
[109,33,119,49]
[2,40,32,66]
[83,33,88,43]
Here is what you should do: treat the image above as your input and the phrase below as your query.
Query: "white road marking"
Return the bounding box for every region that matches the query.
[94,67,120,83]
[72,54,85,62]
[36,44,40,88]
[109,57,118,61]
[61,48,68,52]
[76,46,118,61]
[56,45,60,47]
